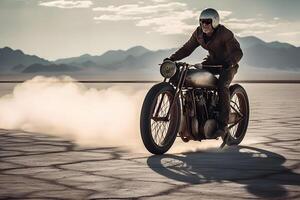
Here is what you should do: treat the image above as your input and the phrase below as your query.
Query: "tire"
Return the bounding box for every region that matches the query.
[140,82,181,154]
[225,84,250,145]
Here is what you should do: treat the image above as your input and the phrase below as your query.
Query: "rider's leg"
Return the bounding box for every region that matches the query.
[215,65,238,136]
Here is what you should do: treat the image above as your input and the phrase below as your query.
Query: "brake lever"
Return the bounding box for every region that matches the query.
[194,63,203,69]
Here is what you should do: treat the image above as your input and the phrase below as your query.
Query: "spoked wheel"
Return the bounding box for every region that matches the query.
[226,84,250,145]
[140,82,180,154]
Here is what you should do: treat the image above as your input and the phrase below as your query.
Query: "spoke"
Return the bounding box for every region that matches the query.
[157,122,164,143]
[159,123,166,144]
[159,122,165,139]
[230,105,243,117]
[155,122,161,143]
[228,121,238,129]
[231,99,239,110]
[233,95,238,105]
[228,117,243,129]
[156,121,162,137]
[152,95,160,117]
[154,93,165,118]
[150,91,174,146]
[152,121,161,140]
[161,122,168,139]
[230,97,243,117]
[152,123,159,142]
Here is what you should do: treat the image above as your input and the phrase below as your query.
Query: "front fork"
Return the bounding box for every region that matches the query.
[153,64,188,120]
[167,65,188,118]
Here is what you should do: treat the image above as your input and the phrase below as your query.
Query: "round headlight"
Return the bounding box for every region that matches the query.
[160,60,177,78]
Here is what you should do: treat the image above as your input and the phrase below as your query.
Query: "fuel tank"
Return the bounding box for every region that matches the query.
[184,69,218,88]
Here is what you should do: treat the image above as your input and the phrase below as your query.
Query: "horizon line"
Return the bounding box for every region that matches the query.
[0,80,300,84]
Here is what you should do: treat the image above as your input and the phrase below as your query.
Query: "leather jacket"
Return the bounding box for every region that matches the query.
[170,25,243,67]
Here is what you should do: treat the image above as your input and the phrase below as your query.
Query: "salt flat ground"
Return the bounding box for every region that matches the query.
[0,83,299,199]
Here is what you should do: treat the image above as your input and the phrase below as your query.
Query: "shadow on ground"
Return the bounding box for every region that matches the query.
[1,130,299,199]
[147,146,300,199]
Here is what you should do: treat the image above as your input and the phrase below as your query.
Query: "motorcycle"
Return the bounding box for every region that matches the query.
[140,61,249,155]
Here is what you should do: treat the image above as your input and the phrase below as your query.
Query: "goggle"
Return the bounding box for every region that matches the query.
[200,19,212,25]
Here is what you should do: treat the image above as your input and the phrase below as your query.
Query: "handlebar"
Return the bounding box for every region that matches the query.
[159,60,223,70]
[175,62,223,69]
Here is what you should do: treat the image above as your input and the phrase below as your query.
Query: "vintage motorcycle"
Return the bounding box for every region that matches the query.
[140,61,249,155]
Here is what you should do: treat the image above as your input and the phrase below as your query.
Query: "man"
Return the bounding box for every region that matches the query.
[165,8,243,138]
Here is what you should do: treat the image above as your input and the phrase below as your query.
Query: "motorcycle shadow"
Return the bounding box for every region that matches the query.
[147,146,300,199]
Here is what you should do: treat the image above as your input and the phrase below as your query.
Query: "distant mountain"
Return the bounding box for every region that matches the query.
[237,36,296,49]
[23,63,80,73]
[126,46,150,57]
[55,54,94,66]
[54,46,150,67]
[237,36,266,49]
[11,64,26,72]
[0,47,50,72]
[1,36,299,76]
[52,36,300,73]
[89,36,300,73]
[234,36,299,70]
[267,41,296,49]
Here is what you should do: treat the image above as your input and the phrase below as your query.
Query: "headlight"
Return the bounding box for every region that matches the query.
[160,60,177,78]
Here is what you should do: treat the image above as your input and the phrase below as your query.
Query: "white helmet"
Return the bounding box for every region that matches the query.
[199,8,220,29]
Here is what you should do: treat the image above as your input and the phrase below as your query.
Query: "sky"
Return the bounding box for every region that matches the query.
[1,0,300,60]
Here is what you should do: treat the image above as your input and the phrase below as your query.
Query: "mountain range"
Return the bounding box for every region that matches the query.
[0,36,300,79]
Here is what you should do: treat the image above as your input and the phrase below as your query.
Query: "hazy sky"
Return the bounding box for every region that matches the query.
[1,0,300,60]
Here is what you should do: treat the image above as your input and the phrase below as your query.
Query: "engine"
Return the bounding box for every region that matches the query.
[194,89,219,139]
[180,89,219,141]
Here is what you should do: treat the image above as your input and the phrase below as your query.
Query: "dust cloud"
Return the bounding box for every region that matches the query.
[0,76,221,153]
[0,76,147,148]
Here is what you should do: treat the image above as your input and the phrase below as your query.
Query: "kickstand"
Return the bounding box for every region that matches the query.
[219,141,226,149]
[219,133,229,149]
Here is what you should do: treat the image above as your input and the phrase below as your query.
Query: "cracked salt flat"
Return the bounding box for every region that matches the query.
[0,83,299,199]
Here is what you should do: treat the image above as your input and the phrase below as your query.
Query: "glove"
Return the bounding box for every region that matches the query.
[201,56,212,65]
[163,57,173,62]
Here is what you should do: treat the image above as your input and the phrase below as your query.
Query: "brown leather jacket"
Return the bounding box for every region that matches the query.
[170,25,243,67]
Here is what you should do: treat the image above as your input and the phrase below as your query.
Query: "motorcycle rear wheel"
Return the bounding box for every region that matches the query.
[140,82,180,155]
[225,84,250,145]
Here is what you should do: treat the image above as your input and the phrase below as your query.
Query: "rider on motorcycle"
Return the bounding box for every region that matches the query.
[165,8,243,138]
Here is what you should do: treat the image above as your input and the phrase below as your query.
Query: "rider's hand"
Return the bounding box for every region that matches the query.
[163,57,173,62]
[201,56,212,65]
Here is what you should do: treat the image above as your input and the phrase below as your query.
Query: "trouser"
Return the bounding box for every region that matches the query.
[204,65,238,128]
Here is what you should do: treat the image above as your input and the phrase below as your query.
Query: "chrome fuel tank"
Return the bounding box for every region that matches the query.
[184,69,218,88]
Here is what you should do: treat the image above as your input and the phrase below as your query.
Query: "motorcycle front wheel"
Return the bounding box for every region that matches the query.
[140,82,181,155]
